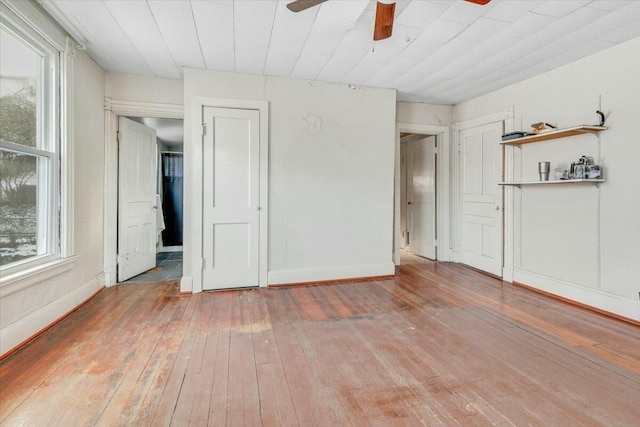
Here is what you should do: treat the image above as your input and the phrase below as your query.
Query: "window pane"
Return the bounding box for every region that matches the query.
[0,150,46,267]
[0,28,39,149]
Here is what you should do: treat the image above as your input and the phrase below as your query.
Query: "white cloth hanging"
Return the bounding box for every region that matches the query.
[156,194,165,243]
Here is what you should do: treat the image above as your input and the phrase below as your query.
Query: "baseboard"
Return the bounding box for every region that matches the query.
[512,268,640,322]
[269,274,394,288]
[268,262,395,286]
[180,275,193,293]
[0,273,105,358]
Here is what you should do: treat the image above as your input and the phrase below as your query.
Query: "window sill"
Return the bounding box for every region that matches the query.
[0,256,78,298]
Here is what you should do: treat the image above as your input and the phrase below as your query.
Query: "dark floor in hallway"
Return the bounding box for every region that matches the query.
[121,251,182,283]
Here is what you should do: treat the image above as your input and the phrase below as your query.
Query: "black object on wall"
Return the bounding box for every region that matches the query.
[161,153,183,246]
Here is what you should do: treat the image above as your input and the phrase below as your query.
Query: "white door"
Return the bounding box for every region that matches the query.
[459,121,503,276]
[399,142,408,249]
[118,117,157,281]
[407,136,436,259]
[202,107,260,290]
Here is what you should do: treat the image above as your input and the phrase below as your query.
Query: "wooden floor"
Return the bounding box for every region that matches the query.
[1,256,639,426]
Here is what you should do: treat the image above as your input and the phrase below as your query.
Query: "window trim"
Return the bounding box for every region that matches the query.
[0,0,75,285]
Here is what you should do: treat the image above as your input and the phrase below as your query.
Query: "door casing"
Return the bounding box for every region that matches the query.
[103,98,184,287]
[452,107,515,280]
[458,121,503,276]
[201,107,260,290]
[394,123,450,265]
[189,97,269,293]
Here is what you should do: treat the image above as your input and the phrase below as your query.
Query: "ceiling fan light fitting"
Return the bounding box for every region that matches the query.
[373,1,396,42]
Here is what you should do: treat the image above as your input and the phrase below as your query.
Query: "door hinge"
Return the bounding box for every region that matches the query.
[201,122,206,136]
[116,131,120,143]
[201,257,205,270]
[407,231,410,243]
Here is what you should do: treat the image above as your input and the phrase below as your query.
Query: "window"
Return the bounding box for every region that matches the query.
[0,10,60,273]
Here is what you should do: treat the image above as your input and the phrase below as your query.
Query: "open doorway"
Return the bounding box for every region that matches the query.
[394,123,451,266]
[118,116,184,284]
[400,132,437,263]
[103,99,184,287]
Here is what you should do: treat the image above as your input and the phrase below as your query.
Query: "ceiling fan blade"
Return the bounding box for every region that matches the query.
[286,0,329,13]
[464,0,491,5]
[373,1,396,41]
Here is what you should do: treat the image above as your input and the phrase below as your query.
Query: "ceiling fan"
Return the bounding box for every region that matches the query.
[286,0,491,41]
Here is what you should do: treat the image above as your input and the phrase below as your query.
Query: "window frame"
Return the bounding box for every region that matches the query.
[0,0,74,287]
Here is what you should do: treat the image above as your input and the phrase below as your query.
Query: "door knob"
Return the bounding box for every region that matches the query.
[495,205,500,211]
[255,206,261,211]
[153,205,158,210]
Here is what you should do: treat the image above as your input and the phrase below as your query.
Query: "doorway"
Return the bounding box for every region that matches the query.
[453,108,514,278]
[102,98,184,287]
[117,116,184,283]
[394,123,451,266]
[456,118,506,278]
[400,133,437,261]
[189,97,269,293]
[200,107,260,290]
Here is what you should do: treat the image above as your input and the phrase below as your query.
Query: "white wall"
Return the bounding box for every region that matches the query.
[183,68,397,287]
[396,101,453,126]
[453,37,640,321]
[0,50,106,355]
[105,72,182,105]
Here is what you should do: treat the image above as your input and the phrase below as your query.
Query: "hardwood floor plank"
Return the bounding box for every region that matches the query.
[0,284,143,422]
[92,290,189,426]
[136,293,198,426]
[4,286,170,427]
[206,293,233,426]
[1,260,639,426]
[225,293,262,427]
[249,291,299,426]
[187,294,223,426]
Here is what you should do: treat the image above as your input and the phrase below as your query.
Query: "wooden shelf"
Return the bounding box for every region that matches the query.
[499,179,605,186]
[501,125,607,145]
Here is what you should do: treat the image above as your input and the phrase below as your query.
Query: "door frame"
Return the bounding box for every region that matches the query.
[103,98,184,287]
[189,97,269,293]
[394,123,450,265]
[404,135,437,259]
[452,107,515,280]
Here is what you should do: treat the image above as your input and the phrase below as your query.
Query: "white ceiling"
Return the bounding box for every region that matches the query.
[40,0,640,105]
[130,117,184,147]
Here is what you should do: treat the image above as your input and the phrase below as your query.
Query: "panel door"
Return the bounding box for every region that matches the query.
[202,107,260,290]
[118,117,157,281]
[460,121,503,276]
[408,137,436,259]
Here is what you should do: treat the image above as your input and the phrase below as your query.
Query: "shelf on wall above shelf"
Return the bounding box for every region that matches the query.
[499,179,605,186]
[500,125,607,145]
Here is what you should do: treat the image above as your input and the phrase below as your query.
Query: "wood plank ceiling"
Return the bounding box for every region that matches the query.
[40,0,640,104]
